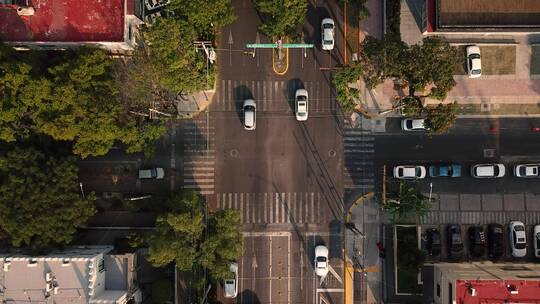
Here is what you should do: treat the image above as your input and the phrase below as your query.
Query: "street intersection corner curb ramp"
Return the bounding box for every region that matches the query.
[346,191,375,222]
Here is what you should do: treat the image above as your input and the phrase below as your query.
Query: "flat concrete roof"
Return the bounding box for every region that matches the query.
[437,0,540,28]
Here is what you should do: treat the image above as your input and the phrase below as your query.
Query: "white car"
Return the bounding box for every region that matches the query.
[224,262,238,298]
[314,245,329,277]
[243,99,256,130]
[514,164,540,178]
[138,168,164,179]
[295,89,309,121]
[321,18,335,51]
[401,118,426,131]
[466,46,482,78]
[393,165,427,179]
[510,221,527,258]
[534,225,540,258]
[470,164,505,178]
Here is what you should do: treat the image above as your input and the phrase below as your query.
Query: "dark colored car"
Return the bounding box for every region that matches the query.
[468,226,487,258]
[426,228,441,256]
[447,225,464,260]
[429,164,462,178]
[488,223,504,259]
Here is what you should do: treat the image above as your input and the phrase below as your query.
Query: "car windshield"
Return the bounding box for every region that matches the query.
[406,120,413,129]
[324,40,333,45]
[515,225,525,232]
[492,166,499,175]
[316,256,327,263]
[323,23,333,29]
[470,54,481,59]
[245,105,255,111]
[452,234,462,244]
[415,168,421,176]
[472,69,481,75]
[516,242,526,249]
[297,95,307,101]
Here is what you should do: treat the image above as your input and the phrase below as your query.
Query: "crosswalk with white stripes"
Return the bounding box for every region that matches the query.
[343,124,376,194]
[420,211,540,225]
[215,192,328,224]
[213,79,337,113]
[181,115,215,195]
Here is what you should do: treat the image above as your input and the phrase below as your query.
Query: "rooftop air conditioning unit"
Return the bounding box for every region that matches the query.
[16,6,35,16]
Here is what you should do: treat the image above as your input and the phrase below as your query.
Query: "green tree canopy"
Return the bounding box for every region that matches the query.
[0,45,166,158]
[362,36,459,99]
[254,0,307,39]
[383,182,431,223]
[424,102,459,134]
[145,190,243,285]
[333,63,363,113]
[0,146,96,249]
[170,0,236,37]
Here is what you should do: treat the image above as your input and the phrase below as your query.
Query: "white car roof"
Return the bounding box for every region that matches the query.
[412,119,425,129]
[403,167,417,177]
[298,101,307,112]
[476,166,494,176]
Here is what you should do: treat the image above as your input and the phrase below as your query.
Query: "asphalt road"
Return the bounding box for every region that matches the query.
[378,117,540,194]
[211,0,348,303]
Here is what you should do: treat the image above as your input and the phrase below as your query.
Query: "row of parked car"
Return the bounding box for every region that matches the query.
[393,163,540,179]
[425,221,540,260]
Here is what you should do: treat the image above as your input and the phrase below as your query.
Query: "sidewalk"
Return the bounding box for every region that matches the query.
[345,194,384,304]
[176,89,215,118]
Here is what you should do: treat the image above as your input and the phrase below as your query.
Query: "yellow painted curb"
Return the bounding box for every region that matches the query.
[345,261,354,304]
[272,37,289,75]
[346,192,375,222]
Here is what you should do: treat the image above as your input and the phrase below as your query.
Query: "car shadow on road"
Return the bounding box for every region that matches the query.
[233,85,253,125]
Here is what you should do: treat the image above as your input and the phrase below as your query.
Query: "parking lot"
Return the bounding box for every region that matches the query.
[420,223,540,263]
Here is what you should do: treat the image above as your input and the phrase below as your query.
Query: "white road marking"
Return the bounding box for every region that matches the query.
[328,264,342,284]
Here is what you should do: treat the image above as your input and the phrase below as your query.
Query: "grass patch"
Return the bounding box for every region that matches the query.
[395,225,423,295]
[454,45,516,75]
[531,45,540,75]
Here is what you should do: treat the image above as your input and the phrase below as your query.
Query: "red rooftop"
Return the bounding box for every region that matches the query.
[457,279,540,303]
[0,0,125,42]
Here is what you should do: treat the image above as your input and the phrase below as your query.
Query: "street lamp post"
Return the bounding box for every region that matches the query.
[429,182,433,202]
[79,182,85,199]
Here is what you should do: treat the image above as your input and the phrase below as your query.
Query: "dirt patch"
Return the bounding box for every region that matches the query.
[531,45,540,75]
[454,45,516,75]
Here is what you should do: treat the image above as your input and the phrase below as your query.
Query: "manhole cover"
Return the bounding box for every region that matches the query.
[230,149,239,157]
[484,149,495,158]
[328,150,336,157]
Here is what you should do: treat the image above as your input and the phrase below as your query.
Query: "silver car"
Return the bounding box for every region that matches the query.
[510,221,527,258]
[224,262,238,298]
[514,164,540,178]
[321,18,335,51]
[243,99,256,130]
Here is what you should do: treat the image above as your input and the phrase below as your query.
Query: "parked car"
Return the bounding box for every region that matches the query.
[138,168,164,179]
[243,99,256,130]
[429,164,462,178]
[510,221,527,258]
[447,225,464,260]
[295,89,309,121]
[314,245,329,277]
[468,226,487,258]
[393,165,426,179]
[401,118,426,131]
[514,164,540,178]
[488,223,504,259]
[224,262,238,298]
[466,45,482,78]
[534,225,540,258]
[426,228,441,257]
[321,18,335,51]
[471,164,505,178]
